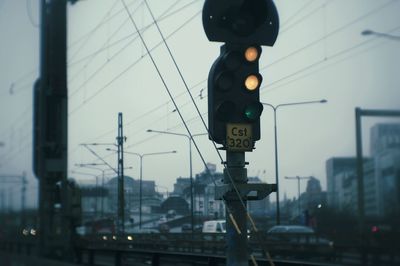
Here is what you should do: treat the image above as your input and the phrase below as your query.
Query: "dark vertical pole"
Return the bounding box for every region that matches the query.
[225,151,248,266]
[355,108,365,231]
[101,171,105,218]
[139,156,143,229]
[117,113,125,234]
[34,0,71,259]
[355,108,367,265]
[273,109,280,225]
[189,138,194,235]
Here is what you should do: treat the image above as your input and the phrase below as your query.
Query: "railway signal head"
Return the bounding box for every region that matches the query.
[208,44,263,145]
[204,0,279,149]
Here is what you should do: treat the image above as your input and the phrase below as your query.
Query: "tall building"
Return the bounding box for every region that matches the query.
[326,157,359,209]
[371,123,400,156]
[303,177,326,210]
[173,177,191,196]
[326,123,400,218]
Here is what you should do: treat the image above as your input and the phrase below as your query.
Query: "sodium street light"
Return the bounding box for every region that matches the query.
[146,129,207,233]
[262,99,327,225]
[106,148,176,229]
[361,29,400,41]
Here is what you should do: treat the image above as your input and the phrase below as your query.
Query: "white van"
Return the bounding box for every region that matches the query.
[202,220,226,233]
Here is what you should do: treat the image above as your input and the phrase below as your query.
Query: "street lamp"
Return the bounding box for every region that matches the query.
[361,29,400,40]
[146,129,207,233]
[106,148,176,229]
[262,99,327,225]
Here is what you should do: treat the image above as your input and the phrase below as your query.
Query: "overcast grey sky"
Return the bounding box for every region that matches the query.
[1,0,400,209]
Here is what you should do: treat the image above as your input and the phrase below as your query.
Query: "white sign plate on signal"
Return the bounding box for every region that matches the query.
[226,123,253,152]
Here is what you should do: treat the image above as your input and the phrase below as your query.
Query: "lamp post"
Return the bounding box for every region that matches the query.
[262,99,327,225]
[147,129,207,233]
[361,29,400,41]
[106,148,176,229]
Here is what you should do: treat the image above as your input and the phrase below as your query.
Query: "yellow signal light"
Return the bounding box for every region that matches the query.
[245,75,260,91]
[244,47,259,62]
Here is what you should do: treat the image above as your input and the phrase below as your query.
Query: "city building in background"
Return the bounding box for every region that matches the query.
[105,176,161,215]
[326,123,400,218]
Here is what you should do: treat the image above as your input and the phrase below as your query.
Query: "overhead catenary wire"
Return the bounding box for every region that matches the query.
[73,28,393,165]
[68,0,188,98]
[279,0,316,27]
[279,1,331,35]
[68,0,123,62]
[119,24,400,152]
[68,8,201,116]
[262,0,397,72]
[3,1,356,154]
[1,0,394,203]
[99,0,399,149]
[9,24,396,169]
[70,0,398,150]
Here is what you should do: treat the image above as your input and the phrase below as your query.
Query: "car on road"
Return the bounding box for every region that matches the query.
[264,225,335,260]
[267,225,333,246]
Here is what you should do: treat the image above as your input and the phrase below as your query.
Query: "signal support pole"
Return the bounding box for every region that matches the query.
[224,151,248,266]
[202,1,280,265]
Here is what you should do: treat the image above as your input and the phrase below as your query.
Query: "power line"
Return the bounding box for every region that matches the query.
[77,0,397,146]
[281,0,316,25]
[264,30,400,97]
[68,0,201,99]
[68,0,196,87]
[68,9,201,115]
[279,1,330,35]
[68,0,184,97]
[262,0,397,72]
[68,0,125,61]
[119,25,400,150]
